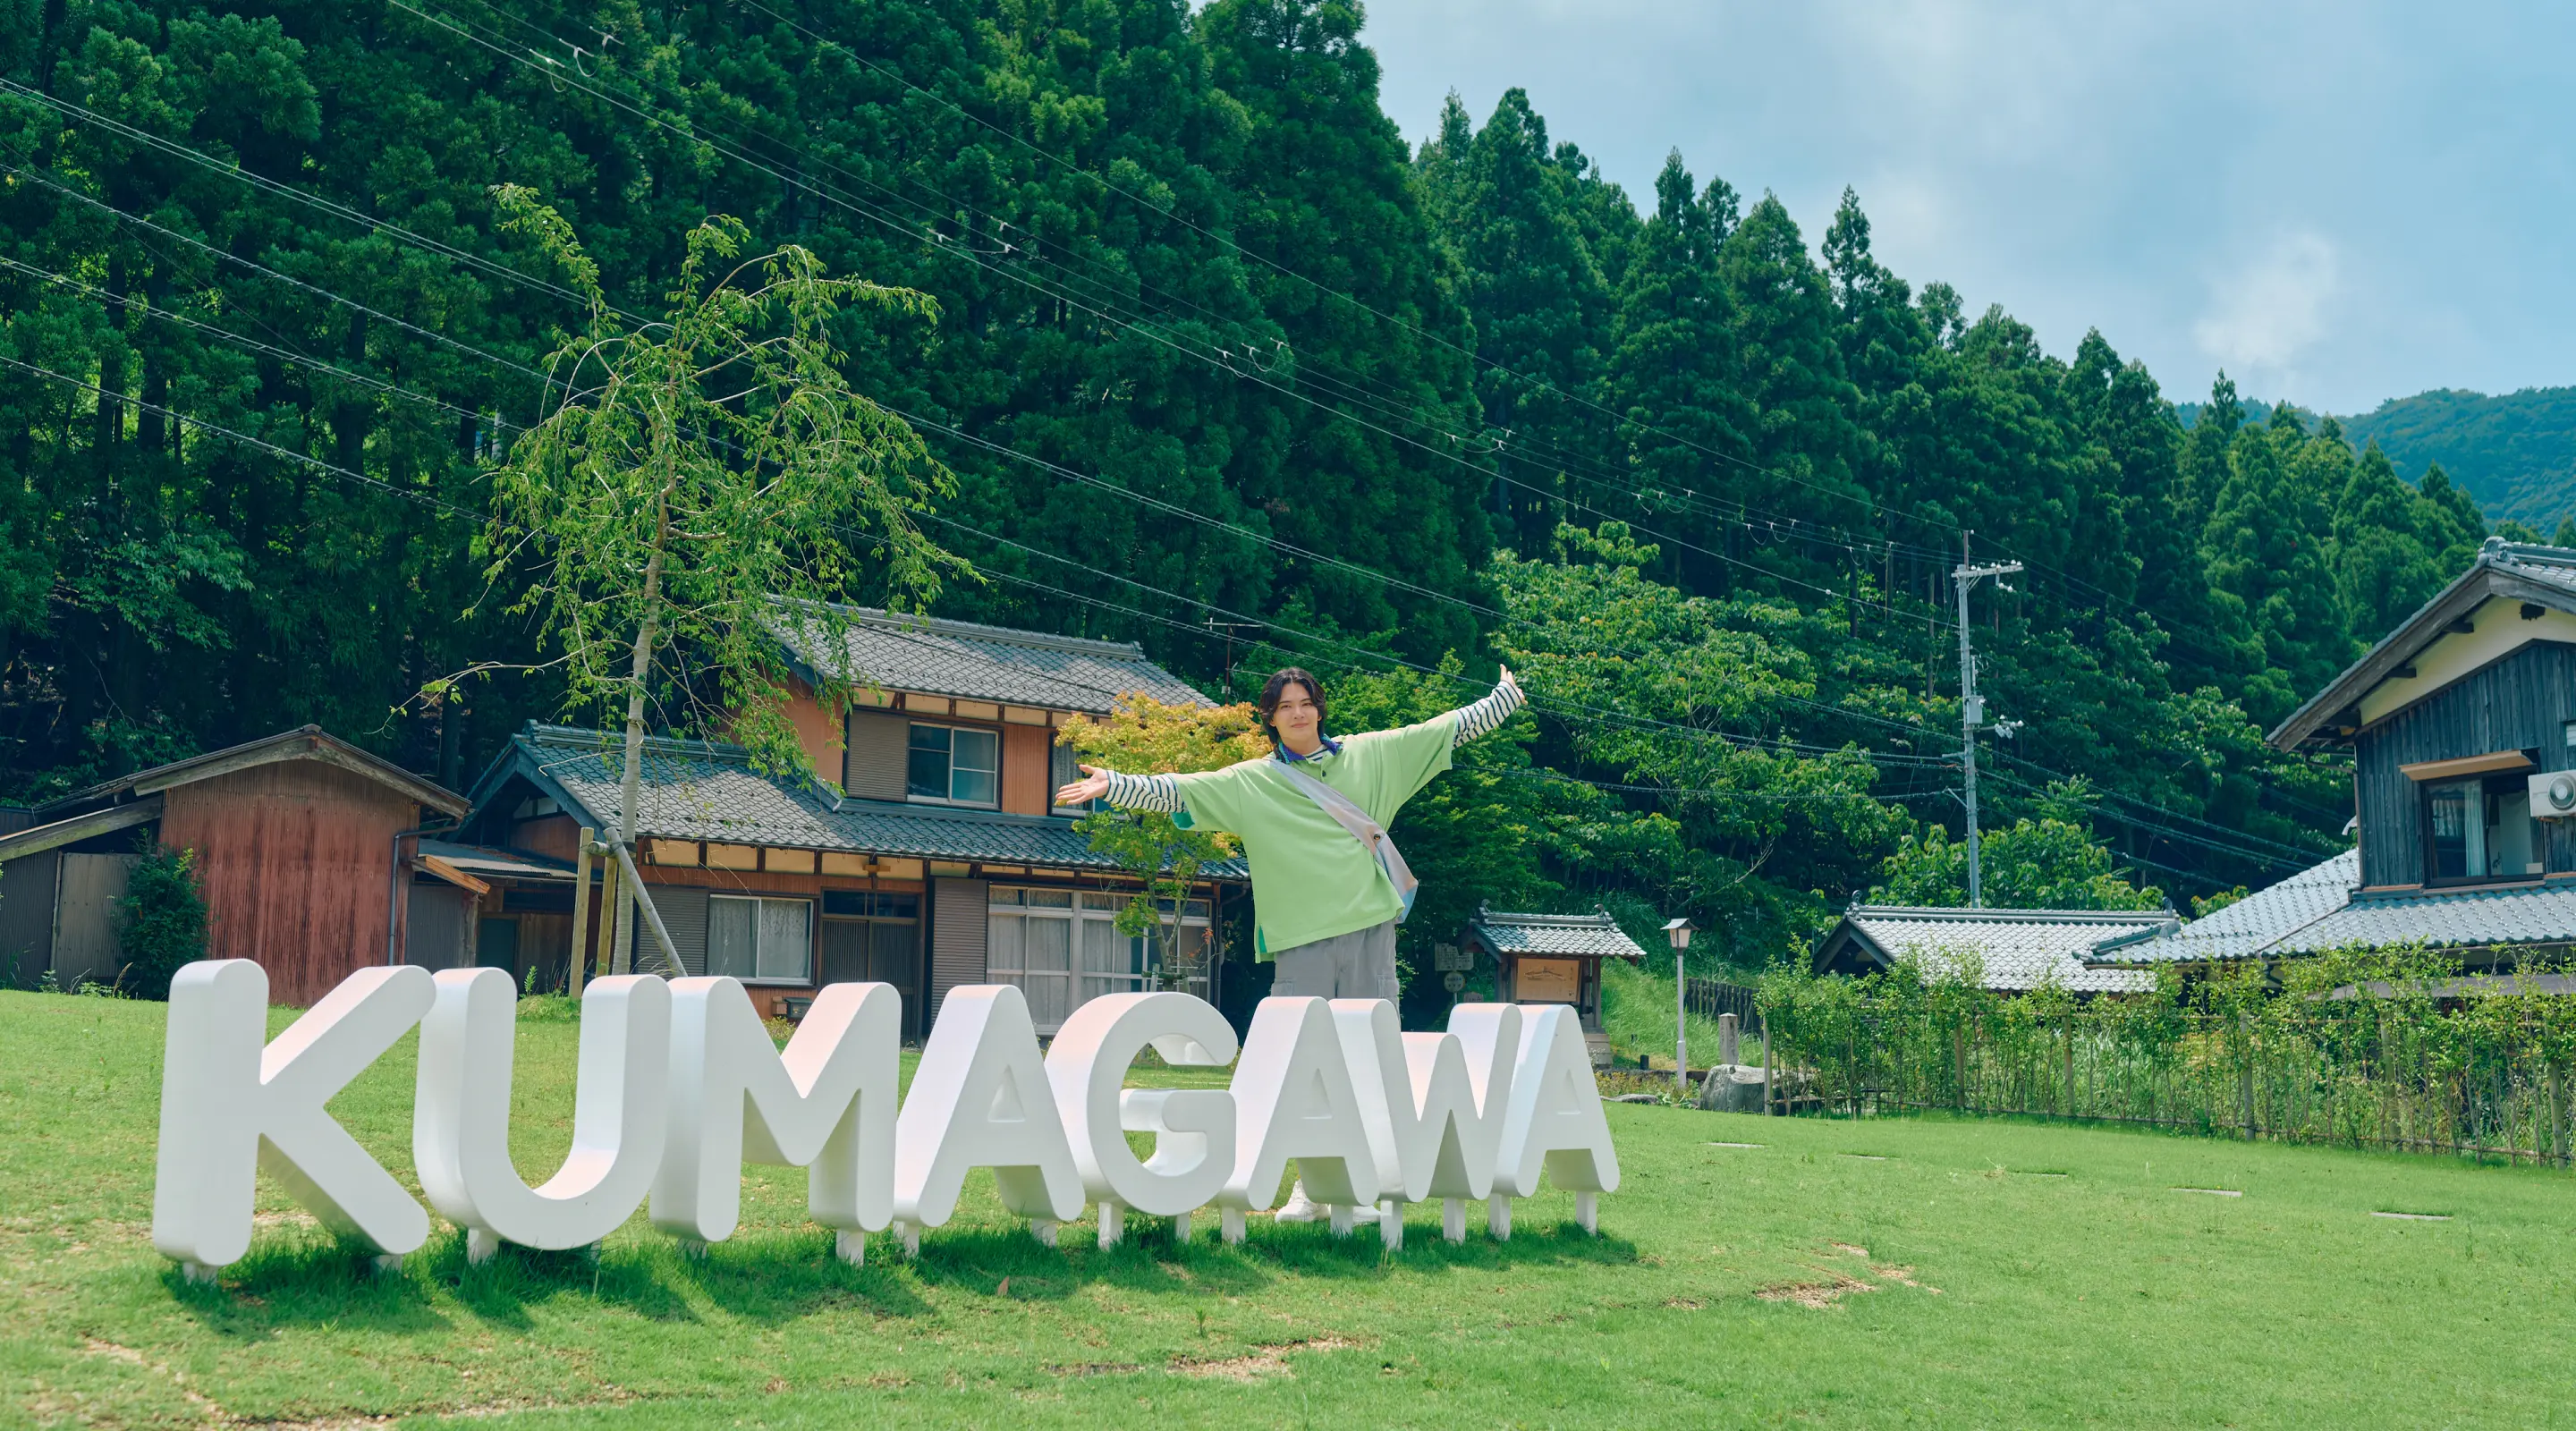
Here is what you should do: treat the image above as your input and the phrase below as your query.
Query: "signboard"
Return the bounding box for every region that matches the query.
[148,961,1622,1275]
[1432,943,1474,972]
[1442,970,1467,993]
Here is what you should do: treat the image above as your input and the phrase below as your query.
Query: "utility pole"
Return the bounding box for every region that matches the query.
[1953,532,2021,909]
[1202,619,1265,694]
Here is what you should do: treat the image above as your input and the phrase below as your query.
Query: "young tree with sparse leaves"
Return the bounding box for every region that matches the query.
[468,187,958,970]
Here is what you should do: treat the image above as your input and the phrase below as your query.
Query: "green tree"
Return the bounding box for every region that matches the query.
[478,190,956,965]
[2200,406,2351,725]
[1870,816,2166,911]
[1055,696,1270,988]
[1416,87,1615,554]
[1605,151,1753,594]
[115,843,208,1000]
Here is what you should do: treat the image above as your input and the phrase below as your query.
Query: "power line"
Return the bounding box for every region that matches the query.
[4,55,2326,876]
[0,354,479,519]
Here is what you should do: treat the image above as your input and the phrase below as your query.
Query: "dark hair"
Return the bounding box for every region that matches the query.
[1257,667,1326,740]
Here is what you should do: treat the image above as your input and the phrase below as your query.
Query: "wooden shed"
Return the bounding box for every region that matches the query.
[0,726,469,1004]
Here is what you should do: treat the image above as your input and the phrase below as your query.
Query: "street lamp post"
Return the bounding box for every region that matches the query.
[1664,918,1695,1096]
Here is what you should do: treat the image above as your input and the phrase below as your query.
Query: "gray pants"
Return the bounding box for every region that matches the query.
[1270,919,1400,1001]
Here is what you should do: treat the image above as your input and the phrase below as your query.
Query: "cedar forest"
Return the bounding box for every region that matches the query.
[0,0,2513,986]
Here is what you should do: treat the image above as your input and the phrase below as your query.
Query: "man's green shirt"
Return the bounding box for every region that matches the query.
[1170,712,1457,958]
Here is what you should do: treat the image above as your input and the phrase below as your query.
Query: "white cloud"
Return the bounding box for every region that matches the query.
[2192,232,2341,394]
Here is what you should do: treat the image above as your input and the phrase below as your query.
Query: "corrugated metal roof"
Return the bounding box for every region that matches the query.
[769,605,1208,714]
[2091,851,2359,964]
[509,725,1243,877]
[1835,906,2167,993]
[1468,908,1649,960]
[418,839,577,882]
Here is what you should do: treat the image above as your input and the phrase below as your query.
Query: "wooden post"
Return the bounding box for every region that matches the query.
[2551,1059,2566,1166]
[2063,1011,2075,1120]
[597,852,621,982]
[567,827,595,998]
[1761,1014,1775,1116]
[2239,1013,2257,1140]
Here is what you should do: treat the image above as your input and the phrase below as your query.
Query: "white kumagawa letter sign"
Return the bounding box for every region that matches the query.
[654,978,901,1264]
[153,961,436,1280]
[1220,995,1382,1242]
[1492,1004,1622,1236]
[414,969,672,1262]
[148,965,1619,1274]
[1043,991,1240,1248]
[888,984,1087,1250]
[1333,1000,1522,1248]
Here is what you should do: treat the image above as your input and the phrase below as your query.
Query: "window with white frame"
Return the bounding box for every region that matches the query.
[908,723,998,805]
[986,888,1209,1030]
[707,894,813,983]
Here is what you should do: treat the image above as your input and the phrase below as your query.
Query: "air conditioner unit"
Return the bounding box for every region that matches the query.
[2531,769,2576,817]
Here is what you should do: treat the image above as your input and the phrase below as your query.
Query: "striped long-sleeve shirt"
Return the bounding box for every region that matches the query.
[1097,678,1525,814]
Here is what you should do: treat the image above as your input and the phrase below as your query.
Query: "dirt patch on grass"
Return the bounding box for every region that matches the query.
[1171,1335,1361,1383]
[1757,1244,1944,1308]
[1665,1295,1707,1309]
[1756,1272,1878,1309]
[1049,1361,1144,1378]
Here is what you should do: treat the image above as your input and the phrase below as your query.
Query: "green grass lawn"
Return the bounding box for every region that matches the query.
[9,987,2576,1428]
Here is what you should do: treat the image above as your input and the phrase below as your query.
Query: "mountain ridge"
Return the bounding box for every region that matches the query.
[2177,385,2576,529]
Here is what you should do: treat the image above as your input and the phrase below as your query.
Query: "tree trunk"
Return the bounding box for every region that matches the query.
[614,482,683,975]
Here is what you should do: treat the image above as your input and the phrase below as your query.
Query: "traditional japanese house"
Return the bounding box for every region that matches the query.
[436,609,1246,1037]
[0,726,470,1003]
[1460,906,1646,1064]
[2098,538,2576,975]
[1814,904,2168,994]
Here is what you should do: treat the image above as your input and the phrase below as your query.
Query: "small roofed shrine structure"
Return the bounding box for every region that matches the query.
[1460,905,1647,1065]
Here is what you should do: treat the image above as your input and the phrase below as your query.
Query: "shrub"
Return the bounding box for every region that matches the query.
[117,845,208,1000]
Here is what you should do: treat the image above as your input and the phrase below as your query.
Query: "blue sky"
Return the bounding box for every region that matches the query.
[1361,1,2576,417]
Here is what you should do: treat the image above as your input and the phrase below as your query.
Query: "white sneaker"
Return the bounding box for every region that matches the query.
[1273,1180,1323,1223]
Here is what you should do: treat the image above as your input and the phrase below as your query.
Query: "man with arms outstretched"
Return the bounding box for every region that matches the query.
[1055,665,1524,1224]
[1055,665,1523,1001]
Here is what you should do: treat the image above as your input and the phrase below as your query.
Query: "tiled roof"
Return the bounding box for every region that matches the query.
[504,725,1244,877]
[1832,906,2168,993]
[2090,849,2576,962]
[2090,851,2359,964]
[1468,907,1649,961]
[2273,880,2576,954]
[769,604,1208,714]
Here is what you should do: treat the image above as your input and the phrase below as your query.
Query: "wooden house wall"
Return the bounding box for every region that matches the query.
[511,814,580,862]
[2353,640,2576,887]
[160,761,426,1005]
[780,680,846,782]
[1001,724,1050,816]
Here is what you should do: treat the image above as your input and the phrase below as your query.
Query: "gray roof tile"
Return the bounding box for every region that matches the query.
[1837,906,2167,993]
[511,725,1243,877]
[1469,908,1649,960]
[2275,879,2576,953]
[770,605,1208,714]
[2091,847,2576,962]
[2092,851,2359,964]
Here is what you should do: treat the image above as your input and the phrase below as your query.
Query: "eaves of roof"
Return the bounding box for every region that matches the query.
[43,724,467,819]
[1468,908,1649,960]
[487,724,1244,878]
[1829,906,2171,994]
[2270,541,2576,750]
[767,602,1208,715]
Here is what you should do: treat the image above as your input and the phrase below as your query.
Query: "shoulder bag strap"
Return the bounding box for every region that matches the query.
[1274,762,1419,923]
